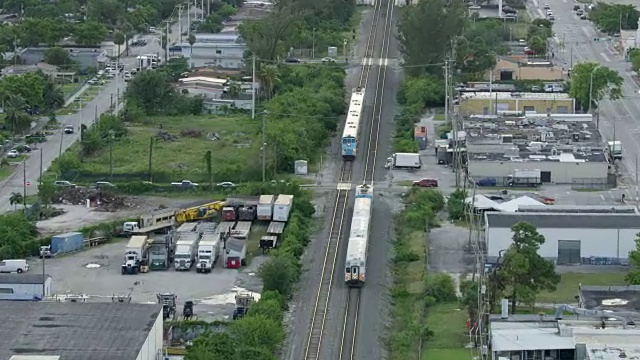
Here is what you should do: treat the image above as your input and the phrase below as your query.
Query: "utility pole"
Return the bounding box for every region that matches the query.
[58,130,63,157]
[94,104,98,124]
[201,0,204,21]
[109,131,115,181]
[207,0,210,16]
[148,136,153,182]
[165,21,170,63]
[187,2,191,36]
[178,5,183,43]
[42,256,46,298]
[635,155,638,206]
[22,159,26,209]
[251,55,256,120]
[262,114,266,182]
[39,149,43,185]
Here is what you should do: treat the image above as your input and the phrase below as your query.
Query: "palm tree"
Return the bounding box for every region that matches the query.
[258,64,281,99]
[4,95,32,138]
[114,31,126,62]
[187,33,196,68]
[9,192,23,210]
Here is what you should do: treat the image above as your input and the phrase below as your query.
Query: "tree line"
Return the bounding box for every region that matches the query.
[588,2,638,35]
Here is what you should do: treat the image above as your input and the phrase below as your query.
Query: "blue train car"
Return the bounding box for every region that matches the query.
[342,89,365,159]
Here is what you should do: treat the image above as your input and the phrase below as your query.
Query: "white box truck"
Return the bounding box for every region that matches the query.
[607,141,622,160]
[174,233,200,271]
[257,195,275,221]
[507,169,541,187]
[273,195,294,222]
[196,233,221,273]
[122,235,148,275]
[385,153,421,169]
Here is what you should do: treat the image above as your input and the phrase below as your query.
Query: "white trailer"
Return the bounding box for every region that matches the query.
[273,195,294,222]
[174,233,200,271]
[508,169,541,187]
[385,153,421,169]
[257,195,275,220]
[196,234,221,273]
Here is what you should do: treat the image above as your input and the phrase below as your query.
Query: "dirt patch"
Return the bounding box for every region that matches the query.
[53,188,137,212]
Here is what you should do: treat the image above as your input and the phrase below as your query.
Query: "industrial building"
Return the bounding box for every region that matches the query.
[0,302,163,360]
[180,33,247,69]
[465,114,612,185]
[0,274,52,301]
[489,56,566,81]
[490,286,640,360]
[457,91,575,115]
[484,210,640,264]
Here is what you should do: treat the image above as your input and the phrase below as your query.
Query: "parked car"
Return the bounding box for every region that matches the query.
[543,3,550,9]
[216,182,237,189]
[88,78,105,85]
[95,181,116,190]
[171,180,199,188]
[64,125,74,134]
[6,149,19,158]
[573,4,581,11]
[580,13,587,19]
[412,178,439,187]
[285,58,301,63]
[14,144,31,153]
[576,9,583,15]
[321,57,336,63]
[0,259,29,273]
[54,180,76,188]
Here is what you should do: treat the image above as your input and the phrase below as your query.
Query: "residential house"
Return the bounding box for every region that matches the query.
[177,75,256,113]
[180,33,247,69]
[18,47,109,71]
[490,56,566,81]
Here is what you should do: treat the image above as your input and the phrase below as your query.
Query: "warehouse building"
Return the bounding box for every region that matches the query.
[458,91,575,115]
[484,211,640,264]
[0,302,163,360]
[465,115,611,185]
[0,274,52,301]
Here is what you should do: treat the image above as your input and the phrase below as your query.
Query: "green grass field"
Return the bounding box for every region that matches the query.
[60,83,82,100]
[0,166,14,181]
[422,302,474,359]
[80,115,259,180]
[246,223,267,264]
[537,271,627,303]
[423,348,474,360]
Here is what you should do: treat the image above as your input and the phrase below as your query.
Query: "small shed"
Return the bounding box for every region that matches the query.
[0,274,52,301]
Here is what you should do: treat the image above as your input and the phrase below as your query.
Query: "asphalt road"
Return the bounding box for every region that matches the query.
[529,0,640,192]
[0,9,199,213]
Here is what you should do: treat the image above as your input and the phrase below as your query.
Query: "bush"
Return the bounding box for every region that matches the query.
[447,188,467,221]
[424,273,458,303]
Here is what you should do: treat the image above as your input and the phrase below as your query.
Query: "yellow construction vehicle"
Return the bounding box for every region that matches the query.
[174,201,226,224]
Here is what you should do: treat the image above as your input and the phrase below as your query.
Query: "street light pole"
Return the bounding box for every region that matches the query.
[312,28,316,59]
[588,66,599,118]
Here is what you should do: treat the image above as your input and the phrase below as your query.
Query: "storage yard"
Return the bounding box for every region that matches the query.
[23,194,295,322]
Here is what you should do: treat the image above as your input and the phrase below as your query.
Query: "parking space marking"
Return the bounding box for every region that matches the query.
[600,52,611,62]
[600,194,605,201]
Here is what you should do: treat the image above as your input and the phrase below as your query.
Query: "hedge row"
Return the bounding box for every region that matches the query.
[184,188,316,359]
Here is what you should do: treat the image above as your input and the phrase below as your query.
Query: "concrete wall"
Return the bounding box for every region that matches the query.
[486,226,640,260]
[0,278,52,301]
[135,310,163,360]
[459,98,575,115]
[468,160,609,183]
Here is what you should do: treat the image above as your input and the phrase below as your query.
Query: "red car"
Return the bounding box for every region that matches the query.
[413,178,439,187]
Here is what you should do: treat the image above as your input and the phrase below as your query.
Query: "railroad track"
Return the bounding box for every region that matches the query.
[303,0,395,356]
[304,162,353,360]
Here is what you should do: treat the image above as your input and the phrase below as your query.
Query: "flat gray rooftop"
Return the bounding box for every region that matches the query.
[0,274,51,284]
[0,302,162,360]
[486,212,640,229]
[580,285,640,313]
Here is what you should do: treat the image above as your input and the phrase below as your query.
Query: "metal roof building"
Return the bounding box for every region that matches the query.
[0,274,52,301]
[484,211,640,265]
[0,302,163,360]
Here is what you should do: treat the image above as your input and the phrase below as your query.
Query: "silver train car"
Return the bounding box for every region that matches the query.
[345,184,373,287]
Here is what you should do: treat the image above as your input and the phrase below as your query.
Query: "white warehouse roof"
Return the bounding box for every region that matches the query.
[486,212,640,229]
[491,322,575,352]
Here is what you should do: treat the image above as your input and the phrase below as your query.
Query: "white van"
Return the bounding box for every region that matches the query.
[0,259,29,273]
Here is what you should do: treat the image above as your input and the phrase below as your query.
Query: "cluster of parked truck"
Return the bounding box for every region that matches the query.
[120,194,295,275]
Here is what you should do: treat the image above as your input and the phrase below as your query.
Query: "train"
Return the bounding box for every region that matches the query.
[342,88,365,159]
[345,184,373,287]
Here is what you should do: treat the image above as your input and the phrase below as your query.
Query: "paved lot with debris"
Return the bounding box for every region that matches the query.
[29,239,265,321]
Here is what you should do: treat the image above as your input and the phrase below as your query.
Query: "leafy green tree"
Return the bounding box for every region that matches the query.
[496,222,560,313]
[44,47,72,67]
[527,36,547,56]
[38,181,56,208]
[0,213,37,248]
[74,21,108,46]
[4,95,32,136]
[228,314,285,352]
[113,31,126,61]
[17,18,68,47]
[0,72,46,108]
[248,292,284,323]
[258,64,280,99]
[447,188,467,221]
[589,3,639,34]
[625,234,640,284]
[125,70,176,114]
[424,273,458,303]
[185,331,236,360]
[198,13,225,33]
[259,255,298,296]
[9,192,24,210]
[0,158,9,168]
[569,62,623,110]
[234,347,278,360]
[629,48,640,72]
[188,33,196,59]
[239,7,297,61]
[398,0,466,76]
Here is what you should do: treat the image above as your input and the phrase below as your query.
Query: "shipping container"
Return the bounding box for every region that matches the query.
[51,232,84,255]
[257,195,275,221]
[273,195,294,222]
[414,125,427,150]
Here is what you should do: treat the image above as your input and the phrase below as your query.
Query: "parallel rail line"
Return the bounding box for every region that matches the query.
[303,0,395,356]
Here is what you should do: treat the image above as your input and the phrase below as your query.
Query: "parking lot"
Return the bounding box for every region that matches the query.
[29,237,266,321]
